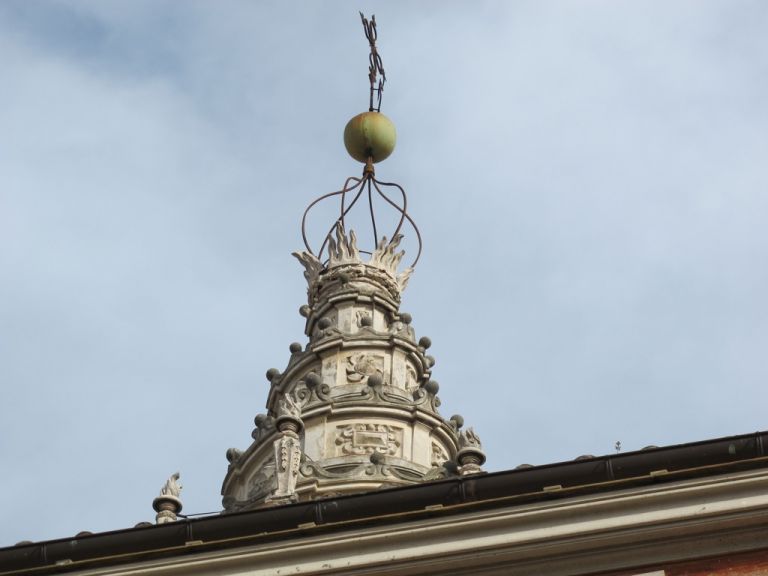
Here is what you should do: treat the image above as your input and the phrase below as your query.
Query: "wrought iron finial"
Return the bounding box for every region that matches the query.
[360,12,386,112]
[299,168,422,270]
[296,14,420,274]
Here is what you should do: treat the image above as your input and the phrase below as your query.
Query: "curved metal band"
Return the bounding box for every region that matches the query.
[300,169,422,269]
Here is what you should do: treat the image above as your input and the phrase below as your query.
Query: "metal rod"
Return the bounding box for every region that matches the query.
[339,175,360,231]
[301,176,362,256]
[367,178,378,247]
[316,179,367,258]
[360,12,386,112]
[371,177,406,241]
[373,181,423,267]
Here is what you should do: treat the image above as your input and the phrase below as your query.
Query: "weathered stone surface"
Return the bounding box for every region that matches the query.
[221,225,482,511]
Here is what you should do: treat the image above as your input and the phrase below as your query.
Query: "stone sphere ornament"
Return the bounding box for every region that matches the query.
[304,372,321,389]
[424,380,440,395]
[266,368,281,382]
[367,374,383,388]
[344,111,396,163]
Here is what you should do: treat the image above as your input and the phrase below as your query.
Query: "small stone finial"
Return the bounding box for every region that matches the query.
[424,380,439,395]
[289,342,303,354]
[303,372,321,390]
[153,472,183,524]
[276,393,303,434]
[159,472,182,498]
[457,428,486,475]
[226,448,243,464]
[369,451,386,465]
[252,413,276,438]
[458,428,482,451]
[278,393,301,420]
[366,373,383,388]
[359,313,373,327]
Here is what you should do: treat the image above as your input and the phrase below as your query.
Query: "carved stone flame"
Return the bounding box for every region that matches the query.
[293,224,413,294]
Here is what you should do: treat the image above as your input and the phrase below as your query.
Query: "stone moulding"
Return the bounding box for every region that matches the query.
[300,293,411,352]
[221,434,280,511]
[268,341,433,412]
[299,454,432,485]
[187,470,768,576]
[267,315,426,377]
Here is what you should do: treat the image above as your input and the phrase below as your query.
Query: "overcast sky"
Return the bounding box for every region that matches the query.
[1,1,767,546]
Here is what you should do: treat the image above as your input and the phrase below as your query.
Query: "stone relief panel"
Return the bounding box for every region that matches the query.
[345,353,387,384]
[335,303,354,334]
[431,442,450,467]
[321,356,338,387]
[247,458,276,501]
[314,309,339,338]
[405,364,419,392]
[335,423,403,457]
[356,309,372,329]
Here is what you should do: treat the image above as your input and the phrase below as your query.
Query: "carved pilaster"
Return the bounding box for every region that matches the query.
[267,432,302,504]
[266,394,304,504]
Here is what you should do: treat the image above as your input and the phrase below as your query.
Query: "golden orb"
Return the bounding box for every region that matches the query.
[343,111,396,164]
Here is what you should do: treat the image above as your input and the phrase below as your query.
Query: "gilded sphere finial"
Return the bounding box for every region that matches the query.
[343,111,396,164]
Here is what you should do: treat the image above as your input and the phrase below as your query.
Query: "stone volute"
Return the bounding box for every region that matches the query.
[220,13,484,512]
